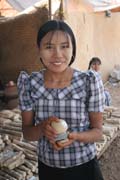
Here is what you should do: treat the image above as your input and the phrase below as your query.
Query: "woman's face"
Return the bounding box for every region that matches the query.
[39,30,73,73]
[91,63,101,72]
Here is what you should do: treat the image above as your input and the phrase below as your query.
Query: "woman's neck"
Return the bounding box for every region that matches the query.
[44,67,73,82]
[43,67,74,88]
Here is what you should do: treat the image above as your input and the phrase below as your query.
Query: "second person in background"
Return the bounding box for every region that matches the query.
[88,57,112,106]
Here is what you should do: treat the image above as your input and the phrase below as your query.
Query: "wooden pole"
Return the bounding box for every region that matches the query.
[59,0,64,20]
[48,0,52,20]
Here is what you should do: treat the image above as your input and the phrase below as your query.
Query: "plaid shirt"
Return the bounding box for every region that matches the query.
[17,69,105,168]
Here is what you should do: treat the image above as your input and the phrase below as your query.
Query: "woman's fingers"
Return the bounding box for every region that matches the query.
[42,116,59,141]
[52,142,63,151]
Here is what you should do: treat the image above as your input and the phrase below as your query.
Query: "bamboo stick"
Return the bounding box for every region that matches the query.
[13,139,37,152]
[15,168,26,178]
[0,170,17,180]
[24,159,37,172]
[7,157,25,170]
[3,169,23,180]
[18,165,31,175]
[0,128,22,137]
[2,125,22,132]
[3,151,25,169]
[12,143,37,161]
[0,175,8,180]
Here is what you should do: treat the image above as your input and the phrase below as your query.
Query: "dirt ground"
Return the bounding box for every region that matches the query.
[99,82,120,180]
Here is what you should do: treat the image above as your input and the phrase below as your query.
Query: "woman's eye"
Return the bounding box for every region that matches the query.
[61,44,69,49]
[46,45,53,49]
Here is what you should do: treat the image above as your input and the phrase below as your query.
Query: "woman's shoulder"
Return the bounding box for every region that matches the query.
[18,70,44,81]
[73,69,103,86]
[74,69,87,76]
[18,71,29,80]
[17,70,44,89]
[73,69,96,79]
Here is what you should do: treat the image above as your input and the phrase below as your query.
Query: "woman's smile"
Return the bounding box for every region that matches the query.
[50,61,65,66]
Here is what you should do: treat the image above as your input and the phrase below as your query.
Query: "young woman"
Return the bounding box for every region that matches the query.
[17,20,105,180]
[88,57,111,106]
[88,57,101,71]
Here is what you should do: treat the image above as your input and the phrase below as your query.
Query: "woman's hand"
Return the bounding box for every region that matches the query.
[51,131,77,150]
[41,116,59,143]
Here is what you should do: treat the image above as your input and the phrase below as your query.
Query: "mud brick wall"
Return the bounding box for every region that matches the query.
[0,7,48,83]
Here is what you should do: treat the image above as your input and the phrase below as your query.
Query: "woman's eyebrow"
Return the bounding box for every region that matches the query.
[42,42,52,46]
[61,42,69,44]
[44,41,69,45]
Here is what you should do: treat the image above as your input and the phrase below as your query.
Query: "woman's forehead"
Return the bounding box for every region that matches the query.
[42,30,71,43]
[92,62,101,65]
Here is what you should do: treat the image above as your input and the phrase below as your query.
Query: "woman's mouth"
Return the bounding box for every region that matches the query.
[51,62,63,66]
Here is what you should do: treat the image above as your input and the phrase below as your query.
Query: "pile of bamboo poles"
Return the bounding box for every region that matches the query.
[0,109,38,180]
[96,106,120,158]
[0,106,120,179]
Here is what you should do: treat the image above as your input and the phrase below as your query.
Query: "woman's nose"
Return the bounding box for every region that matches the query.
[53,47,62,57]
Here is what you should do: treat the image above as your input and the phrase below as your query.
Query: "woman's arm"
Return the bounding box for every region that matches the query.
[22,111,42,141]
[69,112,103,143]
[56,112,103,149]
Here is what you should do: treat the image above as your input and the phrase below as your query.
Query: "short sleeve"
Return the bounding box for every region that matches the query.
[17,71,34,111]
[86,70,105,112]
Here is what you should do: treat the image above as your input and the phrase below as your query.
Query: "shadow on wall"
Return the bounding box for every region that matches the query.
[0,6,48,83]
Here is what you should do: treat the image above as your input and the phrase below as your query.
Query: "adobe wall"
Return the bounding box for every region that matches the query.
[0,7,48,83]
[93,12,120,82]
[65,11,120,82]
[65,12,94,70]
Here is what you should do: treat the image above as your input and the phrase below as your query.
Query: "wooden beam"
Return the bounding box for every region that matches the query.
[48,0,52,20]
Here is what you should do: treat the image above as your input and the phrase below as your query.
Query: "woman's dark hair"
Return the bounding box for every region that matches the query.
[88,57,102,70]
[37,20,76,66]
